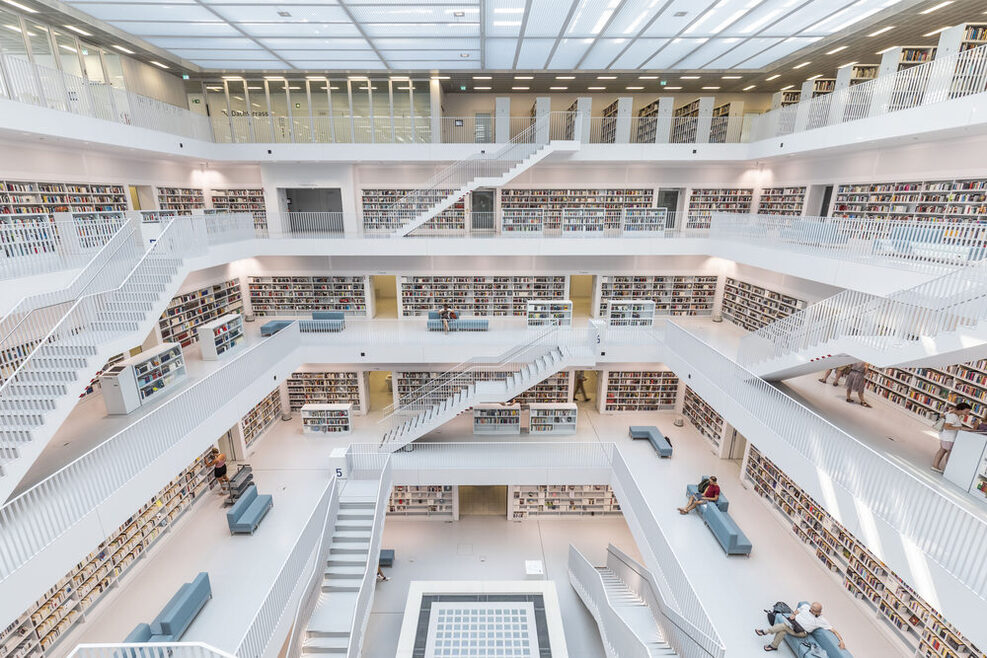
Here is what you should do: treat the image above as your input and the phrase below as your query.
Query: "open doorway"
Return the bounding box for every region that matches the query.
[657,188,683,228]
[569,275,594,319]
[129,185,155,210]
[725,429,747,461]
[458,485,507,516]
[372,275,397,318]
[573,369,598,406]
[366,370,393,413]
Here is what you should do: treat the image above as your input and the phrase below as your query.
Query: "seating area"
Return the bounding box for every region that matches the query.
[226,483,274,534]
[425,310,490,332]
[123,572,212,643]
[684,483,751,556]
[771,603,854,657]
[686,479,730,512]
[309,311,346,331]
[629,425,673,457]
[378,549,395,567]
[260,320,293,336]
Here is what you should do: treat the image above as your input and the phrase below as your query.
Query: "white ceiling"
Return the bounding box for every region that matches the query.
[58,0,913,71]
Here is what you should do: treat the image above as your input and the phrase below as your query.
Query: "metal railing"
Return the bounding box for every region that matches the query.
[738,258,987,367]
[218,115,433,145]
[665,322,987,601]
[283,211,345,236]
[0,214,128,280]
[347,441,614,474]
[237,477,339,658]
[69,643,235,658]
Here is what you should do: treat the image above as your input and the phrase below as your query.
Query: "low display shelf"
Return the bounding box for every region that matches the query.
[597,275,718,318]
[607,300,656,327]
[240,388,281,449]
[0,447,216,658]
[683,386,725,452]
[600,370,679,413]
[509,485,620,518]
[159,278,243,347]
[388,485,458,518]
[100,343,186,415]
[722,278,806,332]
[526,299,573,327]
[211,188,266,229]
[473,404,521,434]
[527,403,577,435]
[196,313,244,360]
[301,403,352,434]
[286,371,364,413]
[744,445,985,658]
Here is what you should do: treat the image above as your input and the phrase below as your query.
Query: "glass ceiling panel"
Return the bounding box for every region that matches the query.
[642,0,716,37]
[209,6,350,22]
[238,22,361,37]
[578,38,630,69]
[547,38,593,69]
[260,37,370,49]
[609,38,668,69]
[523,0,575,38]
[672,37,744,69]
[107,21,240,36]
[515,39,555,69]
[145,36,257,49]
[703,36,780,68]
[603,0,675,38]
[566,0,621,37]
[65,3,215,21]
[363,22,480,37]
[736,35,820,67]
[643,37,708,68]
[484,37,517,68]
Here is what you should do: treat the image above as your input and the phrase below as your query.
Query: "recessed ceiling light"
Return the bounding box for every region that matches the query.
[807,74,822,80]
[681,75,700,79]
[512,86,529,90]
[765,74,780,81]
[742,85,756,90]
[431,75,450,79]
[306,75,327,80]
[550,86,568,90]
[247,86,261,90]
[453,10,465,17]
[920,1,952,14]
[222,75,243,80]
[515,75,533,79]
[64,25,92,36]
[780,85,793,90]
[473,75,491,79]
[701,86,720,90]
[556,75,575,80]
[588,86,606,90]
[923,26,951,36]
[59,44,77,53]
[389,76,409,80]
[460,52,470,57]
[474,86,491,90]
[597,75,616,79]
[673,11,687,17]
[665,86,682,90]
[825,46,847,55]
[206,86,222,91]
[268,75,288,80]
[722,75,741,79]
[1,0,36,13]
[626,86,643,90]
[150,60,169,69]
[639,75,658,79]
[792,61,810,69]
[838,61,858,68]
[113,45,135,55]
[875,46,898,55]
[867,26,894,37]
[277,10,291,17]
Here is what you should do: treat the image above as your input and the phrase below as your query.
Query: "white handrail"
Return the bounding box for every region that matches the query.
[0,214,128,280]
[69,642,236,658]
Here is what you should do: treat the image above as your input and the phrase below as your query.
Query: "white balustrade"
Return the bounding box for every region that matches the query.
[69,643,235,658]
[346,462,391,658]
[0,214,129,280]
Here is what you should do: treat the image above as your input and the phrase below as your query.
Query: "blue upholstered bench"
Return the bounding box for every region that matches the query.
[426,311,489,332]
[686,478,729,512]
[260,320,292,336]
[772,602,854,657]
[379,549,395,567]
[696,496,752,556]
[226,484,273,534]
[629,425,672,458]
[300,311,346,332]
[124,572,211,643]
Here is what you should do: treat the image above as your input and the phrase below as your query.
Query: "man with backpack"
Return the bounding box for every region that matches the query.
[756,601,845,652]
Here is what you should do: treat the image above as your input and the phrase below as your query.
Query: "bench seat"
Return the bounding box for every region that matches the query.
[698,501,751,556]
[686,480,729,512]
[426,318,489,331]
[772,602,854,657]
[227,484,274,534]
[629,425,672,457]
[260,320,292,336]
[124,573,211,644]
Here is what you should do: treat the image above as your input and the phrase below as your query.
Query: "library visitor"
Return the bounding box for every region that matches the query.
[932,401,972,473]
[677,476,720,515]
[844,362,870,407]
[574,371,590,402]
[206,448,229,487]
[438,304,453,333]
[756,601,846,652]
[818,365,849,386]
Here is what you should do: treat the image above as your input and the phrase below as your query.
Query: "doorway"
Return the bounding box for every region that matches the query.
[471,189,495,231]
[725,429,747,461]
[656,188,682,228]
[475,112,493,143]
[569,275,594,318]
[372,275,397,318]
[283,187,343,213]
[459,485,507,516]
[574,370,598,405]
[130,185,154,210]
[366,370,393,413]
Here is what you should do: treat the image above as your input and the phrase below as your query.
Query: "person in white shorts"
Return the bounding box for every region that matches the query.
[756,601,846,652]
[932,401,971,473]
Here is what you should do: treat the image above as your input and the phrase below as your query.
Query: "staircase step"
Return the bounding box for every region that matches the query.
[337,511,373,521]
[324,565,366,577]
[306,630,349,639]
[327,555,368,566]
[334,521,372,532]
[330,543,369,555]
[321,581,361,593]
[302,635,349,653]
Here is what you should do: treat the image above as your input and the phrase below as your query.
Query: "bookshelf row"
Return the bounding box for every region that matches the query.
[600,370,679,413]
[757,187,807,215]
[721,277,807,332]
[210,188,266,229]
[197,313,244,360]
[865,358,987,423]
[831,178,987,224]
[240,388,281,448]
[500,188,654,231]
[687,188,754,224]
[471,403,577,435]
[0,447,217,658]
[0,180,127,215]
[744,445,984,658]
[247,275,370,317]
[683,386,725,452]
[526,300,573,327]
[360,189,466,232]
[607,300,656,326]
[596,275,718,318]
[509,485,621,518]
[399,275,567,317]
[155,187,205,215]
[301,403,352,434]
[158,278,244,347]
[393,371,572,409]
[388,485,458,518]
[286,370,365,414]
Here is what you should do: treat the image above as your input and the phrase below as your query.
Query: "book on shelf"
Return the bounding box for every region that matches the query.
[473,404,521,434]
[499,188,655,231]
[683,386,724,450]
[196,313,244,360]
[240,388,282,448]
[509,484,621,518]
[597,275,718,318]
[100,343,186,415]
[721,277,806,332]
[248,275,369,317]
[399,274,567,317]
[158,278,243,347]
[287,370,364,413]
[301,403,353,434]
[601,370,679,413]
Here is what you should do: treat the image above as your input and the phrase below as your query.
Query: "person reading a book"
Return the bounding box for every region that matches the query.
[438,304,455,333]
[756,601,845,652]
[677,476,719,514]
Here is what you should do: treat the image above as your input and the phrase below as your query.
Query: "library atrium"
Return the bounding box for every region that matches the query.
[2,0,987,657]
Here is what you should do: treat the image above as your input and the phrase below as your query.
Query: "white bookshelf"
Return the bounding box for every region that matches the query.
[388,485,459,519]
[832,178,987,225]
[394,370,572,408]
[210,188,266,229]
[0,179,127,215]
[721,278,806,332]
[527,402,577,435]
[606,300,655,327]
[100,343,186,415]
[757,187,807,215]
[683,386,725,452]
[687,188,753,227]
[473,404,522,434]
[499,188,654,232]
[399,275,568,317]
[526,299,573,327]
[196,313,244,360]
[360,188,466,232]
[158,278,244,347]
[137,210,177,224]
[286,370,366,414]
[596,275,717,318]
[509,485,621,519]
[600,369,678,413]
[501,210,544,234]
[622,208,668,232]
[240,388,281,448]
[866,358,987,423]
[155,187,204,215]
[561,209,606,233]
[0,447,216,658]
[301,403,352,434]
[248,275,370,317]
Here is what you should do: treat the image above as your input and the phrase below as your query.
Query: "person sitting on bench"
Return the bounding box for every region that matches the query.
[756,601,845,652]
[438,304,455,333]
[677,476,720,515]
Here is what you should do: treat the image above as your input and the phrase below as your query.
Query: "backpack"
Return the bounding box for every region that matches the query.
[697,477,711,493]
[765,601,792,625]
[801,642,828,658]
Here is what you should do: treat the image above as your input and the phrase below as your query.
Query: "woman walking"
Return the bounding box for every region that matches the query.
[844,362,871,407]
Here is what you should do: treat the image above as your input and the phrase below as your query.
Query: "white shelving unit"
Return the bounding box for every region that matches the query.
[398,275,568,317]
[301,403,353,434]
[473,404,521,434]
[561,209,606,233]
[360,188,466,232]
[137,210,177,224]
[686,188,753,227]
[683,386,726,452]
[158,278,244,348]
[596,275,717,318]
[721,278,806,332]
[248,275,371,317]
[622,208,668,232]
[196,313,244,360]
[526,299,573,327]
[155,187,205,214]
[286,370,367,414]
[100,343,186,415]
[606,300,656,327]
[757,187,807,215]
[832,178,987,224]
[509,485,621,519]
[240,388,281,449]
[387,485,459,519]
[210,188,266,229]
[599,369,678,413]
[500,210,544,234]
[527,402,577,435]
[499,188,654,232]
[0,179,128,215]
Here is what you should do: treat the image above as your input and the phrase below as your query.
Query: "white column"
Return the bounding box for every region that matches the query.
[614,97,633,144]
[575,97,592,141]
[869,48,902,117]
[430,78,442,144]
[827,66,854,124]
[694,97,714,143]
[724,100,744,142]
[533,97,551,142]
[927,25,965,104]
[495,97,511,142]
[653,97,674,143]
[793,80,816,132]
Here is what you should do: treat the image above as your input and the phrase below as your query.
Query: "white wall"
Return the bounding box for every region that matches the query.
[120,57,187,108]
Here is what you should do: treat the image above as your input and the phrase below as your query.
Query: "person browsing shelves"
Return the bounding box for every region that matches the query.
[756,601,845,652]
[932,401,971,473]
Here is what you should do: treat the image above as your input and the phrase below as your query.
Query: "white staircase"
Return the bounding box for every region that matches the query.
[379,331,592,450]
[596,568,675,656]
[390,112,580,237]
[739,259,987,380]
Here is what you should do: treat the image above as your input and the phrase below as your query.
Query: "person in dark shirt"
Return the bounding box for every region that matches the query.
[678,476,720,515]
[438,304,452,333]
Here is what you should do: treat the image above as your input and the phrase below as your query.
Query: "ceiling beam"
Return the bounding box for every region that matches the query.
[335,0,391,69]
